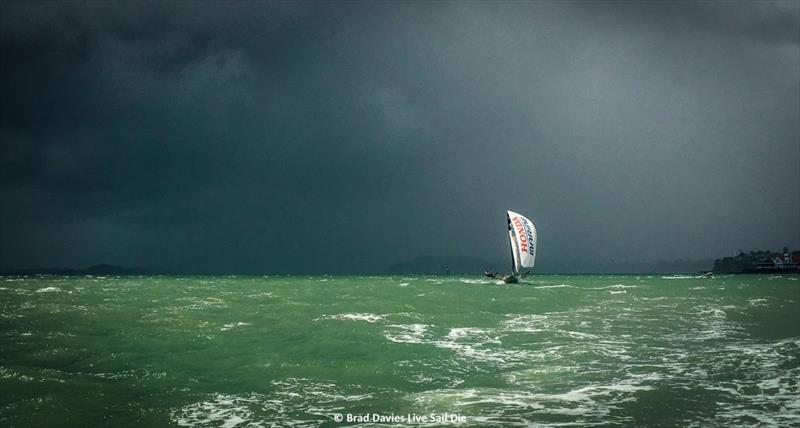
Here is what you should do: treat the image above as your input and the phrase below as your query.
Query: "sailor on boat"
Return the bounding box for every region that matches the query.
[484,270,527,284]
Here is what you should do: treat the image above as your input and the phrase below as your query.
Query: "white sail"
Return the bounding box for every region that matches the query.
[507,210,537,274]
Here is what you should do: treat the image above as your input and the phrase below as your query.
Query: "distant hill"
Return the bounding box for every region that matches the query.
[536,259,714,274]
[386,256,714,275]
[1,264,155,276]
[386,255,498,275]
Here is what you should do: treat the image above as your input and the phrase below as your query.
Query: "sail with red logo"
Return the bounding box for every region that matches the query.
[505,210,537,283]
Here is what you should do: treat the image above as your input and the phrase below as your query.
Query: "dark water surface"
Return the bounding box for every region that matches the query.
[1,274,798,427]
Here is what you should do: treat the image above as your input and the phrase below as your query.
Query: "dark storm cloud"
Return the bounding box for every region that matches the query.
[573,0,799,45]
[1,1,798,273]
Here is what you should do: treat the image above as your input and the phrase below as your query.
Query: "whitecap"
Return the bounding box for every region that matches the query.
[271,377,374,403]
[220,322,251,331]
[172,393,262,428]
[386,323,537,366]
[698,307,727,319]
[433,341,533,365]
[588,284,637,289]
[536,284,574,289]
[412,375,656,420]
[181,297,227,310]
[459,278,493,284]
[502,314,550,333]
[385,324,429,344]
[445,327,501,344]
[35,287,61,293]
[317,313,385,323]
[562,331,600,340]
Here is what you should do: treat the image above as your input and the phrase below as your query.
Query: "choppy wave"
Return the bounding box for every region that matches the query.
[586,284,637,289]
[662,275,706,280]
[534,284,574,289]
[171,378,377,427]
[316,313,386,323]
[220,322,251,331]
[385,324,430,344]
[2,274,799,426]
[412,374,658,423]
[172,393,263,428]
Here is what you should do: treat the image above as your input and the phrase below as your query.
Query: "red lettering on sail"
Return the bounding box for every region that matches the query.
[513,217,528,253]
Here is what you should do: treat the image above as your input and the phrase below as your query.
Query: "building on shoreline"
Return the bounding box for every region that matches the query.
[713,248,800,273]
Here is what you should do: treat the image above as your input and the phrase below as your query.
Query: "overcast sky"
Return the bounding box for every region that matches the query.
[1,1,798,273]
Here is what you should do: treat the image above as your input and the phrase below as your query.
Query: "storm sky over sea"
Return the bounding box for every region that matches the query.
[1,1,798,273]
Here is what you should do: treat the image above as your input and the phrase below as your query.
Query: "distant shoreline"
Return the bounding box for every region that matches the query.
[0,264,156,276]
[4,257,799,277]
[3,270,796,277]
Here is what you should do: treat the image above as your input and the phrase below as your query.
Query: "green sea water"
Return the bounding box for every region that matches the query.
[1,274,798,427]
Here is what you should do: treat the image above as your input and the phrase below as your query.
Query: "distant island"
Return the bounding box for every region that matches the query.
[0,264,155,276]
[713,248,800,274]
